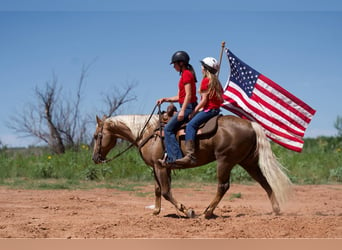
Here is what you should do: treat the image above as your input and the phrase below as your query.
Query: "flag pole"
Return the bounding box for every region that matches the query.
[217,41,226,78]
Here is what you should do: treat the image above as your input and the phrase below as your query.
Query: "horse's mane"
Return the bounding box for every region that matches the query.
[106,115,159,138]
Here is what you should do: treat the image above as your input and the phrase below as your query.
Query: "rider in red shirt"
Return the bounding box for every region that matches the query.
[157,51,197,166]
[178,69,197,105]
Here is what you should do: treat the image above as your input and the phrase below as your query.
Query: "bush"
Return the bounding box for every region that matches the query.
[0,136,341,188]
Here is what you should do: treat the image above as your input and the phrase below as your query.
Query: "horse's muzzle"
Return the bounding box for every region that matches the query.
[92,153,106,164]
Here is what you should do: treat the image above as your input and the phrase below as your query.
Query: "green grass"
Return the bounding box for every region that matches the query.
[0,136,341,189]
[229,192,242,201]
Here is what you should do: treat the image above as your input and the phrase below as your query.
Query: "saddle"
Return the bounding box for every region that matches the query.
[158,104,221,140]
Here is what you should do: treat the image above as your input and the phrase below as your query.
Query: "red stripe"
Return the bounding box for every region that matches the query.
[221,100,255,120]
[223,89,304,143]
[252,93,305,136]
[225,85,304,137]
[258,117,304,143]
[267,135,303,152]
[259,74,316,116]
[251,90,306,136]
[252,93,305,137]
[257,77,313,125]
[223,98,304,151]
[254,82,310,127]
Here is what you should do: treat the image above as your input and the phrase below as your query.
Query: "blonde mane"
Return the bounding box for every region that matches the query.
[106,115,159,138]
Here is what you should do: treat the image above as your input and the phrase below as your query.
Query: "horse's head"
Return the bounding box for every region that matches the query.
[92,115,117,164]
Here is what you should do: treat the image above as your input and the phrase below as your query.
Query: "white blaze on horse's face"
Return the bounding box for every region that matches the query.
[92,116,117,164]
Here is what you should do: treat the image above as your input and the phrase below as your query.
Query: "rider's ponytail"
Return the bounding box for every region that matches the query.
[187,63,197,83]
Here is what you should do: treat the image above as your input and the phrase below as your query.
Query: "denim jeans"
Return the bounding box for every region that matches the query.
[185,109,220,141]
[164,103,196,163]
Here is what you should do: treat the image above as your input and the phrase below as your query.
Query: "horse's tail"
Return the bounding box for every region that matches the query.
[251,122,292,206]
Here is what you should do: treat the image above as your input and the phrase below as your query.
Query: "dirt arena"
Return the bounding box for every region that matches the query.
[0,184,341,238]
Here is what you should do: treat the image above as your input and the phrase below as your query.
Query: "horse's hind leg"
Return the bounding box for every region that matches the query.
[203,159,233,219]
[241,160,280,214]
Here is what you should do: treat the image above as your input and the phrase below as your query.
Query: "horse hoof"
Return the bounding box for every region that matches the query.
[204,212,214,219]
[153,209,161,215]
[186,209,196,218]
[273,206,281,215]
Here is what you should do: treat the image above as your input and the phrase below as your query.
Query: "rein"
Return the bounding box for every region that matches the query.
[96,104,161,163]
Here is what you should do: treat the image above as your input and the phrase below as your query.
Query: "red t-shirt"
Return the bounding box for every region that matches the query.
[200,77,223,110]
[178,69,197,104]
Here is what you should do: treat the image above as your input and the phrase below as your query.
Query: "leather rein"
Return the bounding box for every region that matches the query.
[95,104,161,163]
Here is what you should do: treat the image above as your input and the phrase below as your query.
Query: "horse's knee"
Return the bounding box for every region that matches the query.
[155,186,161,197]
[161,191,171,201]
[218,182,230,194]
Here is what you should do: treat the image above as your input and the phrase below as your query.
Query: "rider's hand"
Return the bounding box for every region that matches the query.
[156,98,165,104]
[177,110,185,121]
[188,113,194,120]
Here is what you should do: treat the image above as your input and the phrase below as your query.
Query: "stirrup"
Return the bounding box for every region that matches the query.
[158,158,169,167]
[158,153,167,167]
[158,153,172,168]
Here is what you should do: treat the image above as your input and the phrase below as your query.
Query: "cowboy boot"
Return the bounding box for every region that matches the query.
[175,140,196,165]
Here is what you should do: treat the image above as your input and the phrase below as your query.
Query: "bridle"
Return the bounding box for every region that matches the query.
[94,104,161,163]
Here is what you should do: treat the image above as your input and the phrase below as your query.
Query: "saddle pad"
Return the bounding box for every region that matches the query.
[177,114,220,139]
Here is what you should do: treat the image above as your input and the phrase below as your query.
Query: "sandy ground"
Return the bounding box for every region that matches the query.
[0,183,341,239]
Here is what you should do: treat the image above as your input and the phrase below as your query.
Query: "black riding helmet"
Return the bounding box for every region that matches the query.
[170,51,190,65]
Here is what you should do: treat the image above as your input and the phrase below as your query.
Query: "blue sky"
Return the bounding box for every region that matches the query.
[1,1,342,147]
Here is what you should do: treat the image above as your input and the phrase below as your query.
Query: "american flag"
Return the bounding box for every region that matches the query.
[222,49,316,152]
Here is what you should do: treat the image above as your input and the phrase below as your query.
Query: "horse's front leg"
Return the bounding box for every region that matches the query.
[154,165,195,218]
[153,176,162,215]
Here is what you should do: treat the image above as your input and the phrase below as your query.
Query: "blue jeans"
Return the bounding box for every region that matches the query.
[185,109,220,141]
[164,103,196,163]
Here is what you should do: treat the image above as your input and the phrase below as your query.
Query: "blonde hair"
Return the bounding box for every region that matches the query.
[202,69,223,102]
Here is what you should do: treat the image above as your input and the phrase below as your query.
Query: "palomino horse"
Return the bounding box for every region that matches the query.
[92,112,292,218]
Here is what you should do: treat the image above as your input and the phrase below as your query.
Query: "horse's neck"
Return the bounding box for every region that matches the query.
[106,115,158,141]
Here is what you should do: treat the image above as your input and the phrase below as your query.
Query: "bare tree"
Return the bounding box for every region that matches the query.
[36,75,65,154]
[8,66,137,154]
[103,81,137,117]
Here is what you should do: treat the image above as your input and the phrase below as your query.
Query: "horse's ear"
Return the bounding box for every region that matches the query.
[96,115,102,125]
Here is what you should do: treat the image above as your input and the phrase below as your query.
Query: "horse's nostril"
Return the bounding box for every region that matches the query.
[92,154,100,164]
[92,153,106,164]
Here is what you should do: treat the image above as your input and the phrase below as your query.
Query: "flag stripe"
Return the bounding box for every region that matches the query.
[222,99,256,121]
[223,99,304,151]
[255,79,311,127]
[223,83,303,143]
[264,132,303,152]
[223,94,304,152]
[259,74,316,116]
[224,82,305,138]
[252,88,305,137]
[222,87,305,143]
[253,81,307,135]
[258,74,316,122]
